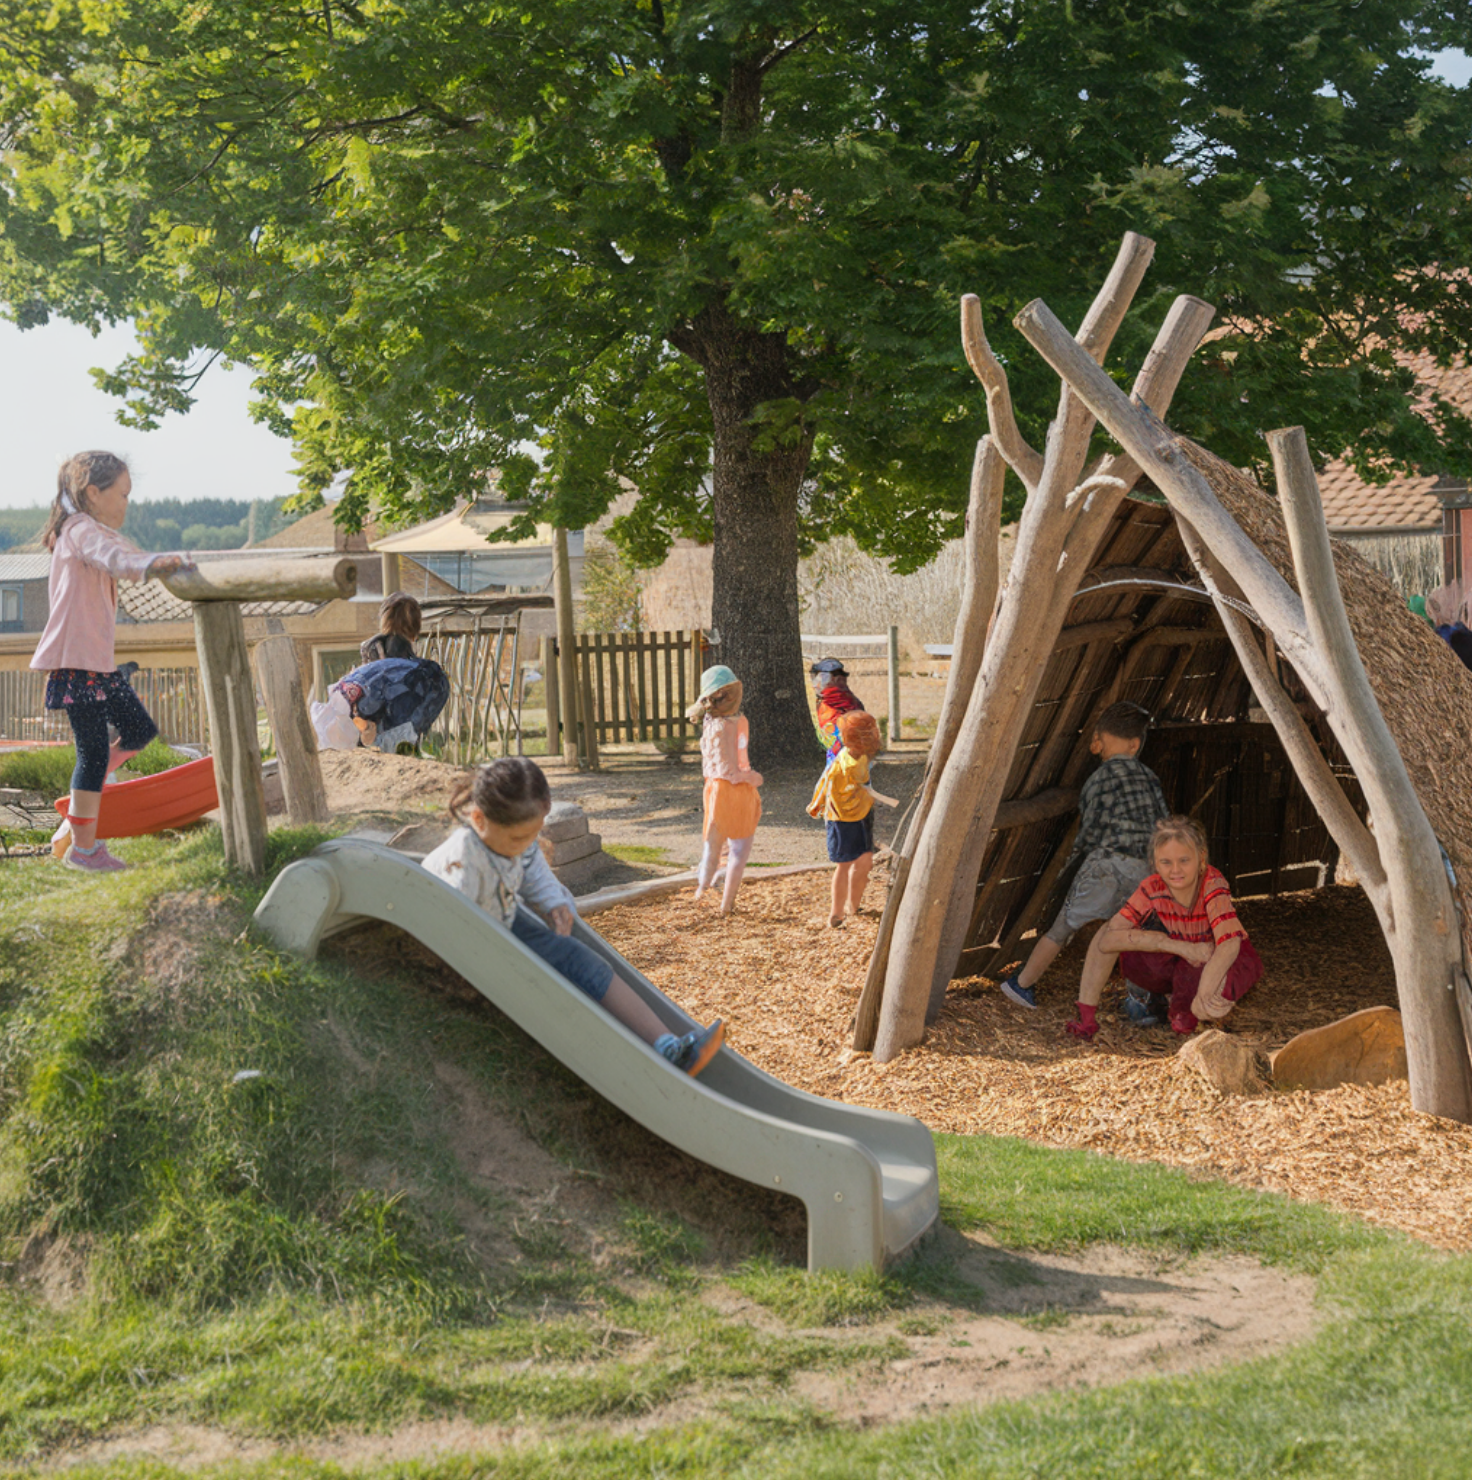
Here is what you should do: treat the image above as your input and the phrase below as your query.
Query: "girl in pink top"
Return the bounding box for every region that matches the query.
[685,664,762,914]
[30,451,190,872]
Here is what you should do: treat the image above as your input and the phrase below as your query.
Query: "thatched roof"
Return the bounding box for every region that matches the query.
[961,438,1472,981]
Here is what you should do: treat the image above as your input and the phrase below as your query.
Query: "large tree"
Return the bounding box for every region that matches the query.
[2,0,1469,762]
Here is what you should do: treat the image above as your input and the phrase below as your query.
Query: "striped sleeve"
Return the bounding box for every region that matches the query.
[1118,877,1157,927]
[1203,869,1247,944]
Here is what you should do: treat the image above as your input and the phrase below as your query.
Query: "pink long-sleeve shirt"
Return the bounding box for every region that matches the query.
[30,515,159,674]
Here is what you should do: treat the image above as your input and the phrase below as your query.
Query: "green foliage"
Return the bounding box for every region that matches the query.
[0,498,294,554]
[578,542,645,634]
[0,507,46,552]
[0,2,1467,563]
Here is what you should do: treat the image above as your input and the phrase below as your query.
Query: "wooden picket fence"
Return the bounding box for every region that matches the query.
[548,629,706,752]
[0,668,207,747]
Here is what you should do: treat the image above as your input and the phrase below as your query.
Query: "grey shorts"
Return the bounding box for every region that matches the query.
[1045,850,1152,945]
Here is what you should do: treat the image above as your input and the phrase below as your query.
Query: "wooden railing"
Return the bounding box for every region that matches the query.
[0,667,206,747]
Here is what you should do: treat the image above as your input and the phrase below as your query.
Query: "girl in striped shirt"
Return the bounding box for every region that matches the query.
[1066,815,1263,1040]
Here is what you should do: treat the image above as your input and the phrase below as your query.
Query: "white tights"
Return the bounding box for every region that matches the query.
[695,833,754,913]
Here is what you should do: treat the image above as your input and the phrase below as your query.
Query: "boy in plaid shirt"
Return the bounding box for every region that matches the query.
[999,702,1168,1011]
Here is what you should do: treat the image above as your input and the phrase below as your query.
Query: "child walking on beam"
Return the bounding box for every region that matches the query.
[998,701,1168,1010]
[31,451,191,872]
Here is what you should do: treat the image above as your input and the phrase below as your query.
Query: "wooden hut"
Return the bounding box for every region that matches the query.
[863,232,1472,1124]
[950,460,1472,990]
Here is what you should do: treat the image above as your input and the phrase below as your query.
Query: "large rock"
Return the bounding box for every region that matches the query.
[542,801,590,844]
[544,830,603,867]
[1270,1006,1407,1092]
[1178,1030,1271,1097]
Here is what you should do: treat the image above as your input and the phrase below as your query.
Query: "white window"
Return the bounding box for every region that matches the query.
[0,585,21,632]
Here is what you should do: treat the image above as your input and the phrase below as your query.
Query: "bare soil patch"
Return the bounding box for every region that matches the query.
[595,874,1472,1249]
[56,1237,1316,1472]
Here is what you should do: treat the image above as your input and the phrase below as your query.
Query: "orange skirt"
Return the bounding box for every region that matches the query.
[703,778,762,840]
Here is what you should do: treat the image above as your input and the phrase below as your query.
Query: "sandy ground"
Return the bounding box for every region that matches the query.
[316,743,929,880]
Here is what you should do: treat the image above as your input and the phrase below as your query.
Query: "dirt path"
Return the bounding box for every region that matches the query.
[316,744,929,877]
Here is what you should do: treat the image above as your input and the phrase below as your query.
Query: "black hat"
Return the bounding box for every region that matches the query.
[810,657,848,677]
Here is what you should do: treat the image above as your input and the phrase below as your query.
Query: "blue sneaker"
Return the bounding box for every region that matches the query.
[657,1020,725,1077]
[999,974,1038,1010]
[1121,981,1163,1027]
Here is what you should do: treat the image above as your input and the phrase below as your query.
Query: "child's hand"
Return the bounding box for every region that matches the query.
[549,904,575,936]
[747,769,763,787]
[1177,940,1214,966]
[148,554,194,577]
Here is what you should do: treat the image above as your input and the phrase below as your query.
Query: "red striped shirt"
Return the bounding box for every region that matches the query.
[1119,865,1247,946]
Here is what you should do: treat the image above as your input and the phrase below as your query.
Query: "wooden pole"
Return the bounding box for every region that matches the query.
[253,635,329,825]
[380,550,401,597]
[887,625,902,743]
[194,602,268,874]
[552,528,580,767]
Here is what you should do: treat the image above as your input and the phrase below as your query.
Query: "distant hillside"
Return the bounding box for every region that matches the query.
[0,496,297,552]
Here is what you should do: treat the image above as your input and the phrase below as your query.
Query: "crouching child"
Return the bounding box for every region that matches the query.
[999,702,1169,1010]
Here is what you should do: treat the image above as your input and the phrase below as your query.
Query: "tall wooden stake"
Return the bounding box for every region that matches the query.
[552,528,580,766]
[194,601,268,874]
[254,635,329,826]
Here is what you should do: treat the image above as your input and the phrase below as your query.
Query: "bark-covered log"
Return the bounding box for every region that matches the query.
[163,555,356,604]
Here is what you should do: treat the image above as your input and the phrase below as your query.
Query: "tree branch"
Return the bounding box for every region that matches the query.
[759,26,820,76]
[959,296,1043,490]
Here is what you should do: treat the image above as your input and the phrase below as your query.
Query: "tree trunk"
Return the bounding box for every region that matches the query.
[693,301,821,769]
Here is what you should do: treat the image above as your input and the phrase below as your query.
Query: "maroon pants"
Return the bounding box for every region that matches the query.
[1119,939,1263,1032]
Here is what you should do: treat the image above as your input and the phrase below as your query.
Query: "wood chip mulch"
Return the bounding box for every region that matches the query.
[595,875,1472,1251]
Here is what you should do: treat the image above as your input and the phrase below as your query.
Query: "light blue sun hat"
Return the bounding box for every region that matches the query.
[699,664,739,698]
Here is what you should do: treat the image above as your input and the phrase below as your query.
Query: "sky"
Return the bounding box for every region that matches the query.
[0,48,1467,514]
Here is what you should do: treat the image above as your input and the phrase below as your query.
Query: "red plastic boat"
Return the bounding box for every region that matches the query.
[54,756,219,838]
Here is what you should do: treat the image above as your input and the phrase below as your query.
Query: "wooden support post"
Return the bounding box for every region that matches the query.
[552,528,580,767]
[254,635,329,826]
[887,625,902,743]
[380,550,401,597]
[541,635,560,759]
[194,601,268,874]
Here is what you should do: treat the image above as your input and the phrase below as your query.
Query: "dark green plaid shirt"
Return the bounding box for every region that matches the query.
[1070,755,1169,864]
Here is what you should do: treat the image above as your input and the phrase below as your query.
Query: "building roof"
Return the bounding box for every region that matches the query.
[1319,352,1471,533]
[0,552,52,581]
[372,499,562,554]
[250,503,383,550]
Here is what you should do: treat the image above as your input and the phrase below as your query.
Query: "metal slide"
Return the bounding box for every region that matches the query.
[255,840,938,1272]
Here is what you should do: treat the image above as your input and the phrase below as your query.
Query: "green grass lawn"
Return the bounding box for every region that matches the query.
[0,829,1469,1478]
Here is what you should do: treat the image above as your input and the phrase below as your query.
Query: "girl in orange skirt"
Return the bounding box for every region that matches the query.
[687,664,763,914]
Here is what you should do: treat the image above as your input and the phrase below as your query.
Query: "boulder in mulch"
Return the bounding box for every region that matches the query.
[1178,1030,1272,1097]
[1270,1005,1407,1092]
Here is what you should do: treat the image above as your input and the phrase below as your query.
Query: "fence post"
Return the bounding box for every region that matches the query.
[553,528,581,767]
[579,643,600,770]
[888,624,902,743]
[540,635,558,758]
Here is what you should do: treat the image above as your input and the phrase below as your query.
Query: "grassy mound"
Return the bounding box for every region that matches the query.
[0,829,1470,1476]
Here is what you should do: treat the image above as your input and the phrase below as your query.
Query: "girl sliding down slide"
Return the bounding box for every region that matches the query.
[423,758,724,1077]
[30,452,191,872]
